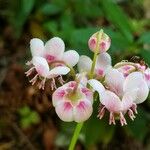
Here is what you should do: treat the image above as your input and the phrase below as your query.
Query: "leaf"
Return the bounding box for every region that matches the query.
[40,3,61,15]
[140,49,150,65]
[138,32,150,44]
[101,0,133,42]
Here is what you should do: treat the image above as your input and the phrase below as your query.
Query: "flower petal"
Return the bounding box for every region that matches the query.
[145,68,150,88]
[105,68,125,97]
[121,90,138,111]
[44,37,65,60]
[52,87,66,106]
[55,101,74,122]
[63,50,79,66]
[124,72,149,104]
[48,66,70,78]
[32,56,49,77]
[100,90,121,112]
[88,79,105,97]
[73,100,93,122]
[30,38,44,57]
[77,55,92,73]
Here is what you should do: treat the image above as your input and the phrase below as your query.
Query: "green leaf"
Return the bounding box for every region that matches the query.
[101,0,133,42]
[29,111,40,124]
[138,32,150,44]
[18,106,31,116]
[140,49,150,65]
[40,3,61,15]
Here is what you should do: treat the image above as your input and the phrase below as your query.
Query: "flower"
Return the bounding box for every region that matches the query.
[88,30,111,53]
[88,69,149,126]
[52,81,93,122]
[78,52,111,78]
[25,56,70,90]
[25,37,79,89]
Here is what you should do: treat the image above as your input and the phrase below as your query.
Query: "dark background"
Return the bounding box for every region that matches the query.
[0,0,150,149]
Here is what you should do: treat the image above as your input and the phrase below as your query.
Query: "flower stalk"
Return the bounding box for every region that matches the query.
[68,29,103,150]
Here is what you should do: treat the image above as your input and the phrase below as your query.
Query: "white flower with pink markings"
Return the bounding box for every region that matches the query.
[89,69,149,126]
[52,81,93,122]
[25,37,79,89]
[78,52,111,79]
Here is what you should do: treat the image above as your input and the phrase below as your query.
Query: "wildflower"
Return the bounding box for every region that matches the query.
[144,68,150,88]
[25,37,79,89]
[88,69,149,126]
[88,30,111,53]
[52,81,93,122]
[25,56,70,90]
[78,52,111,78]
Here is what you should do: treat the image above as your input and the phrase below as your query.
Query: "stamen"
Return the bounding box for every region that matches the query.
[97,106,106,119]
[51,78,57,90]
[128,109,136,121]
[119,112,127,126]
[29,74,38,85]
[131,103,138,114]
[58,75,65,85]
[39,78,46,90]
[109,112,116,125]
[25,67,35,76]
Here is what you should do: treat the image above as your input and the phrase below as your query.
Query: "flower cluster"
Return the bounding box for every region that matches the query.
[26,30,150,126]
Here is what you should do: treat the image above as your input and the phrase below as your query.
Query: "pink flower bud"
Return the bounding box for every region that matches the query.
[88,31,111,53]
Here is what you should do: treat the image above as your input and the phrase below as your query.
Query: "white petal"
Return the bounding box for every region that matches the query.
[95,52,111,72]
[63,50,79,67]
[124,72,149,104]
[52,87,66,106]
[55,101,74,122]
[77,55,92,73]
[30,38,44,57]
[145,68,150,88]
[32,56,49,77]
[88,79,105,97]
[121,90,138,111]
[73,100,93,122]
[47,66,70,78]
[100,90,121,112]
[45,37,65,60]
[105,68,125,97]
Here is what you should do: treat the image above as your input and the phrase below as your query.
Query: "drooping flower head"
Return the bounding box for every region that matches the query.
[25,37,79,89]
[52,81,93,122]
[88,30,111,53]
[89,69,149,126]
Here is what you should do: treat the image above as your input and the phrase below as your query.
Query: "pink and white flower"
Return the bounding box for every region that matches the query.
[52,81,93,122]
[78,52,111,78]
[25,56,70,90]
[25,37,79,89]
[144,68,150,88]
[88,69,149,126]
[88,31,111,53]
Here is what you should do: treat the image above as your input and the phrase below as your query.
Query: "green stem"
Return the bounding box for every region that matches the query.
[68,123,84,150]
[68,29,103,150]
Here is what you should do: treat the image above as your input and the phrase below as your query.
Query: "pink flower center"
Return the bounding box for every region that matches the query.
[45,54,55,62]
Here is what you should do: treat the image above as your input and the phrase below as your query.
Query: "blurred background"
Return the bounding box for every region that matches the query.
[0,0,150,149]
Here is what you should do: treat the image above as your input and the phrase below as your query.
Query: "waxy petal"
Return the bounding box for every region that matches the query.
[63,50,79,67]
[30,38,44,57]
[73,100,93,122]
[105,68,125,97]
[55,101,74,122]
[78,55,92,73]
[88,79,105,97]
[32,56,49,77]
[124,72,149,104]
[100,90,121,112]
[48,66,70,78]
[145,68,150,88]
[45,37,65,60]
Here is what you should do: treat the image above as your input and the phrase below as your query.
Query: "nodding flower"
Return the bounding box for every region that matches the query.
[88,69,149,126]
[25,37,79,89]
[52,81,93,122]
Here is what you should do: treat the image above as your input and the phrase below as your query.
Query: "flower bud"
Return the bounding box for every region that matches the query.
[88,30,111,53]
